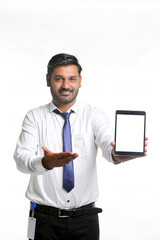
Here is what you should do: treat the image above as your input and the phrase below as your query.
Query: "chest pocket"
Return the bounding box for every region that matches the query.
[72,133,96,158]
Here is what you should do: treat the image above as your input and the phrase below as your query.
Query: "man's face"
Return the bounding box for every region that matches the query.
[46,65,82,106]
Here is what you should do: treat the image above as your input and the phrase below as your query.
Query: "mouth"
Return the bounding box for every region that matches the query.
[60,93,71,96]
[59,89,73,96]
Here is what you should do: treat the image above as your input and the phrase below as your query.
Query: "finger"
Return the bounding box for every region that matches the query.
[56,158,75,167]
[145,137,149,141]
[67,154,79,160]
[71,153,79,158]
[60,154,79,163]
[145,142,148,146]
[58,152,79,159]
[42,146,50,153]
[111,141,115,147]
[59,154,79,165]
[42,146,54,157]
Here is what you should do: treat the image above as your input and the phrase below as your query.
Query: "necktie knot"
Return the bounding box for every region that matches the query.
[62,112,70,120]
[54,109,73,120]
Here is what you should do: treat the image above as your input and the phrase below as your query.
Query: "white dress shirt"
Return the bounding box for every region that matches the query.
[14,101,114,209]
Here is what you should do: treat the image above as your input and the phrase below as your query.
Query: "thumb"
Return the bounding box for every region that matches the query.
[42,146,51,155]
[111,141,115,147]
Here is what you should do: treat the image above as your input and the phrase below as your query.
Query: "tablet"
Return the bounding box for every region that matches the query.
[114,110,146,156]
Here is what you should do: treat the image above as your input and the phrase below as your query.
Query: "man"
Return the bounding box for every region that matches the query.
[14,53,148,240]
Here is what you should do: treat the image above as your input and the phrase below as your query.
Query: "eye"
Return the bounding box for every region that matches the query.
[55,77,63,82]
[70,77,76,81]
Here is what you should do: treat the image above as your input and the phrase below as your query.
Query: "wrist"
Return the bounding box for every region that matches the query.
[111,151,121,164]
[42,157,54,170]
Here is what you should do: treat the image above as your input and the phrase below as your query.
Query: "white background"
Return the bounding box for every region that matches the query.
[0,0,160,239]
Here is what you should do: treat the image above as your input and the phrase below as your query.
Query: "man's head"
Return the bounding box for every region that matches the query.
[47,53,82,77]
[46,53,82,108]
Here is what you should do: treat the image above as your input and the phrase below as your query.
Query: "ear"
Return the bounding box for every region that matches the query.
[46,74,51,87]
[79,75,82,88]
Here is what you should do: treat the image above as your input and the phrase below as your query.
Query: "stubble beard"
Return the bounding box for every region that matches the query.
[50,87,79,105]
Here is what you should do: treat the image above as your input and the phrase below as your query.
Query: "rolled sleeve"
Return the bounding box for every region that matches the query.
[13,111,46,175]
[92,108,114,163]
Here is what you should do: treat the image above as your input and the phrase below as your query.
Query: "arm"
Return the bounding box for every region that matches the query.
[92,108,114,163]
[13,111,46,175]
[13,111,78,174]
[92,107,148,164]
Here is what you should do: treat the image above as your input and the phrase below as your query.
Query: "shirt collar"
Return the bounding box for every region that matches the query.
[49,100,79,113]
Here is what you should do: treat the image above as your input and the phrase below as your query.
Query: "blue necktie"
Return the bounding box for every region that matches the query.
[54,109,74,192]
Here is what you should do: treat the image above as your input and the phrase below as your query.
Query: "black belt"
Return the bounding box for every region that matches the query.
[30,202,102,218]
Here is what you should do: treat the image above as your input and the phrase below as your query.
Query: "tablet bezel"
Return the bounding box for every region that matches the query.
[114,110,146,157]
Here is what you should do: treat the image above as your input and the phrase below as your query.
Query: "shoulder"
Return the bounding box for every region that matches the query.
[76,102,109,123]
[26,103,50,115]
[77,102,107,116]
[24,103,50,123]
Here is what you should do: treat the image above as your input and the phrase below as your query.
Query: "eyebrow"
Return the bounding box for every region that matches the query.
[54,75,63,77]
[54,75,78,78]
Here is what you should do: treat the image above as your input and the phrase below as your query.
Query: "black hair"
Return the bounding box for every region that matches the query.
[47,53,82,77]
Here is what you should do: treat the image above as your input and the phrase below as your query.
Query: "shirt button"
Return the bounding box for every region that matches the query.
[67,200,70,203]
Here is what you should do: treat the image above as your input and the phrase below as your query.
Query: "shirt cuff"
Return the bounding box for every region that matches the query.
[32,157,47,174]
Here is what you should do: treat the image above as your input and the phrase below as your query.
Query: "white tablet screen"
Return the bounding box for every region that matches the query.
[115,112,145,154]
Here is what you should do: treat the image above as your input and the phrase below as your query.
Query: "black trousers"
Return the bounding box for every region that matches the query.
[29,205,100,240]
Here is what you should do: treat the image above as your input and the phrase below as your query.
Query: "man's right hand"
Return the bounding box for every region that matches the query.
[42,146,79,170]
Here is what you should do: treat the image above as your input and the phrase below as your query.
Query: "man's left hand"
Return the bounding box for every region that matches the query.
[111,137,148,163]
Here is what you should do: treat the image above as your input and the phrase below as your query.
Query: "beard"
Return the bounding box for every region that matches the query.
[50,87,79,105]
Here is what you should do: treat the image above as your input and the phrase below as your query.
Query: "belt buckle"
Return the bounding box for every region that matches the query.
[58,209,70,218]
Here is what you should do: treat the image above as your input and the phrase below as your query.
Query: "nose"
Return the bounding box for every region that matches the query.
[61,79,70,89]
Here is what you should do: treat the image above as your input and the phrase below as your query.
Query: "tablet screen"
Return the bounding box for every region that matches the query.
[114,110,146,156]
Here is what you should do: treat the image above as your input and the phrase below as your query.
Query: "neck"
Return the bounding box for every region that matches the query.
[52,99,76,113]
